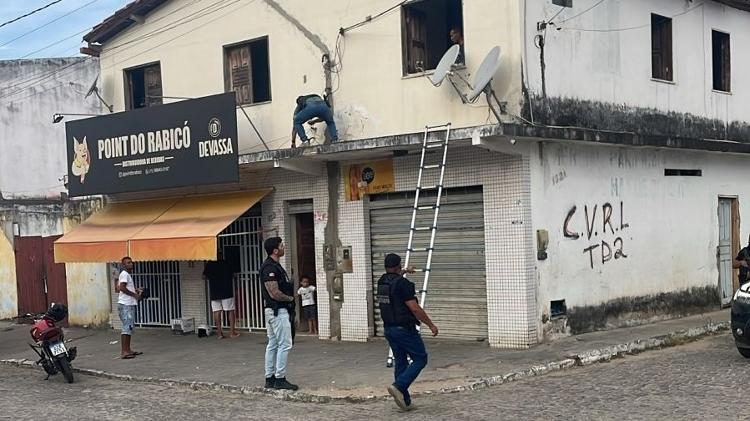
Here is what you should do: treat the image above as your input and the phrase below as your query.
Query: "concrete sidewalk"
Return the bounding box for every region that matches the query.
[0,310,730,402]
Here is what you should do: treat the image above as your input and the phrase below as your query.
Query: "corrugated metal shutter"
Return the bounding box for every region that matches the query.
[369,187,487,341]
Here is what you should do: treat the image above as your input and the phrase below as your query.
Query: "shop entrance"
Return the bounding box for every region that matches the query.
[211,205,267,331]
[288,199,317,334]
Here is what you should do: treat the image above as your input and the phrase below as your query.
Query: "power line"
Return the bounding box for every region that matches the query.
[547,6,567,23]
[0,0,64,30]
[0,0,100,48]
[21,28,90,58]
[0,0,250,105]
[557,0,607,24]
[340,0,407,33]
[0,0,223,101]
[559,1,704,32]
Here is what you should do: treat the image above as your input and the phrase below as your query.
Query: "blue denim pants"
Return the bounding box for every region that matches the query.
[265,308,293,378]
[293,99,338,142]
[384,325,428,405]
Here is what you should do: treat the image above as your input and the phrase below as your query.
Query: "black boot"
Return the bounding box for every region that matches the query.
[264,375,275,388]
[273,377,299,391]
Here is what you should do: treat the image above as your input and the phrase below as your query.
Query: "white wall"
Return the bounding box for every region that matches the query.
[530,141,750,317]
[0,58,102,199]
[97,0,524,153]
[524,0,750,124]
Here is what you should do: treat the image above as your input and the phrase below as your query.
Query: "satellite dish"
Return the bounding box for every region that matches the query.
[429,44,460,86]
[467,46,501,102]
[82,74,114,113]
[85,75,99,98]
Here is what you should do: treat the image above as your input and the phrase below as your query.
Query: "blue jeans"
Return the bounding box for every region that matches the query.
[265,308,293,378]
[293,99,338,142]
[384,326,428,405]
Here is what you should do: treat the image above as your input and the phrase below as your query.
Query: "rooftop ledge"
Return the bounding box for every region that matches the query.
[238,122,750,165]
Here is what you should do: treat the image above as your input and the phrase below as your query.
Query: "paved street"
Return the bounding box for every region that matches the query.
[1,332,747,420]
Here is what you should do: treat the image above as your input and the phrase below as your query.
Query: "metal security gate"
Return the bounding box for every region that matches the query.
[133,261,181,326]
[369,186,488,340]
[212,213,266,331]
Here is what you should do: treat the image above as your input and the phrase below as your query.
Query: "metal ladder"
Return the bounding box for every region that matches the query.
[386,123,451,368]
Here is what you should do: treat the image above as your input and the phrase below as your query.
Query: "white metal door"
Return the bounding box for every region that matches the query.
[133,261,182,326]
[212,215,266,331]
[718,198,733,306]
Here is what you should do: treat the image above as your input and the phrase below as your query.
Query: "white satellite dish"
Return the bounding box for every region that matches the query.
[467,46,501,102]
[428,44,460,86]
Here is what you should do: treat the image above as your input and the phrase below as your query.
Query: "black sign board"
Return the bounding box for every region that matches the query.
[65,92,239,197]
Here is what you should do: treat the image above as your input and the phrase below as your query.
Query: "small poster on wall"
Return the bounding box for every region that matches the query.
[343,159,396,201]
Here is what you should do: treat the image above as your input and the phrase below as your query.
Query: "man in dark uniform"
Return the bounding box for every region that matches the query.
[734,235,750,286]
[259,237,298,391]
[377,253,438,411]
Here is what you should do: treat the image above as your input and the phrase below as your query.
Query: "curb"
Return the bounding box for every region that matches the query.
[1,319,729,403]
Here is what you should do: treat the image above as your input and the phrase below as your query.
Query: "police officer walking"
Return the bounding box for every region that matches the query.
[377,253,438,411]
[259,237,298,390]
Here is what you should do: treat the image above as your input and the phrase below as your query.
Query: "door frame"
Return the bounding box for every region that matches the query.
[286,199,316,331]
[718,196,740,306]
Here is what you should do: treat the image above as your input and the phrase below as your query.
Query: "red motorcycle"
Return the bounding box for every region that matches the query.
[29,303,77,383]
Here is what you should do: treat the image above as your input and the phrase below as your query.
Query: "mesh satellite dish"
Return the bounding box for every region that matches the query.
[428,44,460,86]
[467,46,501,102]
[83,74,113,113]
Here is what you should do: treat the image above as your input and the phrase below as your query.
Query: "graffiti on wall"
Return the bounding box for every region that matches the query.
[563,201,630,269]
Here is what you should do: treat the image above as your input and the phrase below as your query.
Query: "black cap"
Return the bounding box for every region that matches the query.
[384,253,401,269]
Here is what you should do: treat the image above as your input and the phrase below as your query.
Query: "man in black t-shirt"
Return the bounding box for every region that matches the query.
[203,251,238,339]
[377,253,438,411]
[735,235,750,286]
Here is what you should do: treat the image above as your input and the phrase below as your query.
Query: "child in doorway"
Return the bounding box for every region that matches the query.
[297,275,317,335]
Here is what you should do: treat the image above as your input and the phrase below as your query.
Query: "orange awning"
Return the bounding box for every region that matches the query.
[54,190,271,263]
[129,190,270,261]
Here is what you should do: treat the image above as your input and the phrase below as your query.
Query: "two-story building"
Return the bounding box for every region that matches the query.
[53,0,750,348]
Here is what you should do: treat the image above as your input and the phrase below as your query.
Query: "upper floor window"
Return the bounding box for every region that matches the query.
[124,62,162,110]
[712,30,730,92]
[651,14,673,81]
[224,37,271,105]
[401,0,464,76]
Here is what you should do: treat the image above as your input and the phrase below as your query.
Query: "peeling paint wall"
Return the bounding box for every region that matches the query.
[0,199,106,323]
[97,0,524,152]
[0,229,18,319]
[62,199,109,326]
[0,58,101,199]
[530,141,750,337]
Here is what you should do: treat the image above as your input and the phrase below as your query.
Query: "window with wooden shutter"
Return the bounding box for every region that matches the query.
[124,62,162,110]
[712,30,730,92]
[401,0,463,76]
[651,14,673,81]
[144,64,163,107]
[404,7,427,74]
[224,36,271,105]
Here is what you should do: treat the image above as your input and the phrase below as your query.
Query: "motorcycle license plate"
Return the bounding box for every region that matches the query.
[49,341,67,356]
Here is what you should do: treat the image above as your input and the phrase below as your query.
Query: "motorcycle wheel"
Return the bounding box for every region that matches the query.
[57,357,74,383]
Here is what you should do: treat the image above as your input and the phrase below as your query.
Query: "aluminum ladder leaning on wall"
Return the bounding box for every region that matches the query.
[386,122,451,368]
